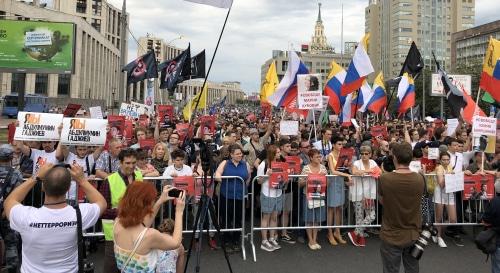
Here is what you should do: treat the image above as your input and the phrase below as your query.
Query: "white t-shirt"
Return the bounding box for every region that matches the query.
[163,164,193,178]
[10,203,101,273]
[30,149,59,176]
[313,140,332,158]
[257,161,282,198]
[350,159,377,202]
[65,152,95,201]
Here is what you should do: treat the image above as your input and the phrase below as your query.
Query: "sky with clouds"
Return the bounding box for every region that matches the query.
[47,0,500,94]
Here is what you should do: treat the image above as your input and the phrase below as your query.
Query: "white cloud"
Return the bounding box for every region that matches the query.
[107,0,496,94]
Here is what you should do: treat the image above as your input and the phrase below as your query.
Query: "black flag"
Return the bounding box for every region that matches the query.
[399,42,423,78]
[191,50,206,79]
[159,44,191,91]
[440,68,467,119]
[122,50,158,85]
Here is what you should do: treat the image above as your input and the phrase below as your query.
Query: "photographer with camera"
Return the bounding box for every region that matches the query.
[4,163,106,273]
[379,142,424,273]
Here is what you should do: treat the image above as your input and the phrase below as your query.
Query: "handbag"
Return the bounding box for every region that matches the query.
[474,227,499,256]
[120,228,148,273]
[425,172,437,194]
[74,205,95,273]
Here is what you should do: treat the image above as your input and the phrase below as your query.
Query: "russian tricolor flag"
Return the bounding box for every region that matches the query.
[324,61,346,114]
[340,93,353,126]
[268,51,309,108]
[357,80,373,113]
[366,72,387,114]
[341,34,374,96]
[397,73,415,116]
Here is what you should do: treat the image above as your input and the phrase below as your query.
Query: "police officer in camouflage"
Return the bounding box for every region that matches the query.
[0,144,23,273]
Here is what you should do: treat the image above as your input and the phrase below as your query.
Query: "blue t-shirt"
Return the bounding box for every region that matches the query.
[220,159,248,200]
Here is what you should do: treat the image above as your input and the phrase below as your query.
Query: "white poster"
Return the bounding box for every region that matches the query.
[280,120,299,136]
[428,147,439,160]
[431,74,471,97]
[445,172,465,193]
[60,118,107,146]
[119,103,141,119]
[446,118,459,136]
[131,101,151,115]
[297,74,323,109]
[472,116,497,137]
[14,112,63,141]
[144,79,155,113]
[89,106,103,119]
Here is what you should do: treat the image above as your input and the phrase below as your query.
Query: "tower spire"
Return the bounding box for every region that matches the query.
[317,2,322,22]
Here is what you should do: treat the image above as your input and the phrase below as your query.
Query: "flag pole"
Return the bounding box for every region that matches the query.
[383,86,395,118]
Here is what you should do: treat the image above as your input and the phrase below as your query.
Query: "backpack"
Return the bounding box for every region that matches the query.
[474,227,499,257]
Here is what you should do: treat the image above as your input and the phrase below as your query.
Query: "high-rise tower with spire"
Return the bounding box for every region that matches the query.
[310,3,333,53]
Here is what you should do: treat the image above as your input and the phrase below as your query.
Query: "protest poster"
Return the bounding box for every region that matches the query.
[107,115,125,140]
[271,162,289,173]
[200,115,216,135]
[119,103,141,119]
[14,112,63,141]
[60,118,107,146]
[329,115,338,122]
[297,74,323,109]
[123,120,134,145]
[472,116,497,137]
[63,104,82,117]
[269,171,288,190]
[158,105,174,127]
[194,178,214,201]
[176,123,193,142]
[428,147,439,160]
[370,125,388,139]
[138,114,150,128]
[280,120,299,136]
[285,156,301,175]
[89,106,103,119]
[462,174,495,200]
[173,176,195,196]
[261,102,272,122]
[445,172,465,193]
[131,101,151,115]
[139,138,156,154]
[446,118,459,136]
[8,122,15,143]
[335,147,355,172]
[409,160,422,173]
[307,174,326,200]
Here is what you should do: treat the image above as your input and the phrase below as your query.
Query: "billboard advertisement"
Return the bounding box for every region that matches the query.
[431,73,471,97]
[0,19,76,74]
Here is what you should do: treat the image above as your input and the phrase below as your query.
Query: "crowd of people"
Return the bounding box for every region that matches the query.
[0,105,500,273]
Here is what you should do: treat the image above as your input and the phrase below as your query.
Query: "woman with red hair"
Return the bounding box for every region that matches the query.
[113,182,185,272]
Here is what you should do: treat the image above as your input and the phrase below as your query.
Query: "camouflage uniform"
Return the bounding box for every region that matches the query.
[0,165,23,272]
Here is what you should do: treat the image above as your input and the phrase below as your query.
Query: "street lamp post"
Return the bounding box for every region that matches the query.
[111,89,116,115]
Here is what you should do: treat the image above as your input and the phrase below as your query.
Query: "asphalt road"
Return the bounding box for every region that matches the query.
[90,228,490,273]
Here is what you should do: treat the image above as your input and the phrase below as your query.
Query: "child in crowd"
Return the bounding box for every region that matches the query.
[156,219,185,273]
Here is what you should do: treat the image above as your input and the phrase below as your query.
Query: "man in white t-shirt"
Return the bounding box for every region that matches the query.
[313,128,333,160]
[4,163,106,273]
[163,149,193,178]
[14,141,59,176]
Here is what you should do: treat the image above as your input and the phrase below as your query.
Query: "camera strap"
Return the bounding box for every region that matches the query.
[74,205,84,273]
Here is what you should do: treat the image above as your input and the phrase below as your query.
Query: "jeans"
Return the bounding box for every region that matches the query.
[380,240,419,273]
[493,247,500,273]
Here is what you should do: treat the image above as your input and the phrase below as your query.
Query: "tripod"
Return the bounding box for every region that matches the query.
[183,141,233,273]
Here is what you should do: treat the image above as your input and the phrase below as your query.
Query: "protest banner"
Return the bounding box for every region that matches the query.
[370,125,388,139]
[14,112,63,141]
[335,147,355,172]
[307,174,326,200]
[446,118,459,136]
[280,120,299,136]
[445,172,465,193]
[261,102,272,122]
[409,160,422,173]
[176,123,193,142]
[158,105,174,127]
[462,174,495,200]
[63,103,82,117]
[297,74,323,109]
[200,115,216,135]
[269,171,288,190]
[123,120,134,145]
[139,138,156,154]
[472,116,496,137]
[119,103,141,119]
[138,114,150,128]
[428,147,439,160]
[285,156,301,175]
[89,106,103,119]
[60,118,107,146]
[173,176,195,196]
[131,101,151,115]
[107,115,125,141]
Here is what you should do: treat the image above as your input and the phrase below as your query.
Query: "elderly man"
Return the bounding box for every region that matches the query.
[95,138,122,179]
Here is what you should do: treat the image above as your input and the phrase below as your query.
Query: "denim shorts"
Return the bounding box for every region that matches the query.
[260,194,283,214]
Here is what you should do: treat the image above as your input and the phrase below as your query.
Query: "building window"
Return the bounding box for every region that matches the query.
[92,0,102,16]
[35,74,48,95]
[281,61,288,71]
[11,73,26,94]
[76,0,87,13]
[91,19,101,32]
[58,74,71,96]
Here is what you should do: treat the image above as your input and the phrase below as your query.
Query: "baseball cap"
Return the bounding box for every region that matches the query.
[0,144,14,159]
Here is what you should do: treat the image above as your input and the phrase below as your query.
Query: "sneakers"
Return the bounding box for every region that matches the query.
[208,237,218,250]
[348,231,361,247]
[261,240,275,252]
[269,238,281,250]
[453,235,465,247]
[358,236,366,247]
[432,236,438,244]
[281,233,296,244]
[437,237,447,248]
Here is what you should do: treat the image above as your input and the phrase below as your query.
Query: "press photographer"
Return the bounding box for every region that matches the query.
[4,163,106,273]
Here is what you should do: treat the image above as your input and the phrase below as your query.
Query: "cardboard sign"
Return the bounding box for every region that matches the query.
[107,115,125,141]
[14,112,63,141]
[8,122,15,144]
[261,102,272,122]
[446,118,459,136]
[60,118,107,146]
[409,160,422,173]
[307,174,326,200]
[444,172,465,193]
[297,74,323,109]
[63,104,82,117]
[462,174,495,200]
[472,116,497,137]
[200,115,216,135]
[269,171,288,189]
[279,120,299,136]
[173,176,195,196]
[335,147,354,172]
[89,106,103,119]
[119,103,141,119]
[158,105,174,126]
[370,125,388,139]
[428,147,439,160]
[285,156,301,175]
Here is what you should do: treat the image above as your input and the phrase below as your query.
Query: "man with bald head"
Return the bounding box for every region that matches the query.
[4,163,106,272]
[95,138,123,179]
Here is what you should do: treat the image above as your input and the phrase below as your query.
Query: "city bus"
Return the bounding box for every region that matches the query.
[1,93,48,118]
